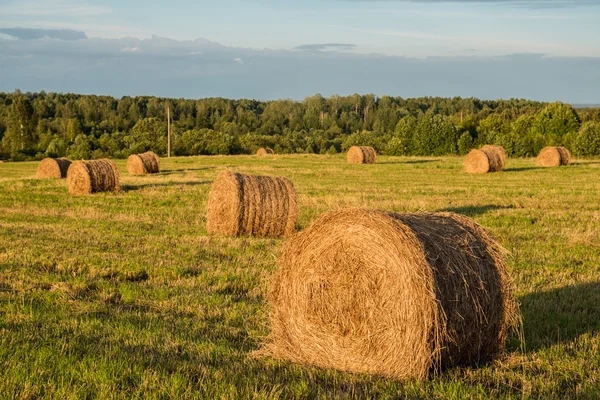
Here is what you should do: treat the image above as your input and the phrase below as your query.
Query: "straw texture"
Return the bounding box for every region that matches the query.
[256,148,274,156]
[67,159,120,195]
[206,171,297,238]
[465,147,504,174]
[537,147,572,167]
[127,152,160,175]
[36,158,72,179]
[262,208,519,381]
[347,146,376,164]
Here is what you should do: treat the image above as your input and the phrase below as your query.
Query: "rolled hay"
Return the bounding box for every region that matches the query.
[67,159,120,195]
[256,148,274,156]
[127,151,160,175]
[347,146,377,164]
[481,145,507,166]
[36,158,72,179]
[206,171,297,238]
[537,147,571,167]
[261,208,519,381]
[464,147,504,174]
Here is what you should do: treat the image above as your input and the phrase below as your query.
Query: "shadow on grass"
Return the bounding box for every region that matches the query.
[122,181,211,191]
[378,160,438,165]
[159,167,216,175]
[520,281,600,352]
[441,204,514,217]
[504,167,543,172]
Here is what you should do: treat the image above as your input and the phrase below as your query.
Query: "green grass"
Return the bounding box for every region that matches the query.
[1,155,599,399]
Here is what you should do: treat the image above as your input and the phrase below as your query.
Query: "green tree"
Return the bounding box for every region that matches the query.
[457,132,474,155]
[127,118,167,155]
[387,117,417,155]
[531,102,580,145]
[574,122,600,156]
[68,134,92,160]
[5,96,38,154]
[412,113,458,156]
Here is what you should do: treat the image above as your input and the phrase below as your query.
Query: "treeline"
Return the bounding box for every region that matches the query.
[1,91,599,161]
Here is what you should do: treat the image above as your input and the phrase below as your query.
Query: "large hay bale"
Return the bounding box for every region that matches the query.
[256,148,274,156]
[464,147,504,174]
[36,158,72,179]
[262,208,519,381]
[67,159,120,195]
[537,146,572,167]
[206,171,297,238]
[347,146,376,164]
[127,151,160,175]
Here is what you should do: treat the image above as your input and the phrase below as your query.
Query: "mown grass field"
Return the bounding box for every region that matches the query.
[0,155,599,399]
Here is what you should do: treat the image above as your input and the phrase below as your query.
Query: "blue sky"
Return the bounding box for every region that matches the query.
[1,0,599,101]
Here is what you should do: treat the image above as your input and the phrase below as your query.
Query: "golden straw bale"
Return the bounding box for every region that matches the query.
[127,152,160,175]
[261,208,520,381]
[537,147,572,167]
[464,147,504,174]
[347,146,377,164]
[67,159,120,195]
[36,158,72,179]
[480,145,507,168]
[206,171,297,238]
[256,148,274,156]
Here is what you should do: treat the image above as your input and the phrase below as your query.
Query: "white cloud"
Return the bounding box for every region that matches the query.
[0,0,111,17]
[189,51,203,56]
[121,47,142,53]
[233,57,244,64]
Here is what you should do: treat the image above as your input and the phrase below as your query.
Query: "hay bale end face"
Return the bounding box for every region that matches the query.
[256,148,274,156]
[67,159,120,195]
[481,145,507,167]
[347,146,376,164]
[465,147,504,174]
[206,171,297,238]
[537,147,571,167]
[127,152,160,175]
[262,208,519,381]
[36,158,72,179]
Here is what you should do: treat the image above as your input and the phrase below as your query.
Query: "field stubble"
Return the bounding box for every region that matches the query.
[0,155,599,399]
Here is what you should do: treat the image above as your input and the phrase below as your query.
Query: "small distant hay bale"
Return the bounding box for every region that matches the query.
[256,148,274,156]
[206,171,297,238]
[465,146,505,174]
[347,146,376,164]
[481,145,507,167]
[261,208,519,381]
[36,158,72,179]
[67,159,120,195]
[127,151,160,175]
[537,146,572,167]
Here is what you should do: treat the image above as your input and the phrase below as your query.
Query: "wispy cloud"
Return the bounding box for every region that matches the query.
[342,0,599,9]
[294,43,356,51]
[0,0,111,17]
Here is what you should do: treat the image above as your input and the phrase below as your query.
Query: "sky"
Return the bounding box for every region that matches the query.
[1,0,600,102]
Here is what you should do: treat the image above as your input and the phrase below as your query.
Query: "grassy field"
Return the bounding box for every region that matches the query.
[0,155,599,399]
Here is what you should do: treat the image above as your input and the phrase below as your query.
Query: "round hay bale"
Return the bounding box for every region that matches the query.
[256,148,274,156]
[127,151,160,175]
[67,159,120,195]
[36,158,72,179]
[537,147,571,167]
[262,209,519,380]
[206,171,297,238]
[347,146,377,164]
[464,148,504,174]
[481,145,507,167]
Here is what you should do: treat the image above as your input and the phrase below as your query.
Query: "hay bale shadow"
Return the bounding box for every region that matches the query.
[520,282,600,351]
[441,205,514,217]
[504,167,543,172]
[122,181,211,191]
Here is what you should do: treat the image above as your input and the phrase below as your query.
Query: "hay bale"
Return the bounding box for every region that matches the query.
[67,159,120,195]
[127,151,160,175]
[262,208,519,381]
[481,145,507,167]
[464,147,504,174]
[36,158,72,179]
[537,147,572,167]
[206,171,297,238]
[347,146,376,164]
[256,148,274,156]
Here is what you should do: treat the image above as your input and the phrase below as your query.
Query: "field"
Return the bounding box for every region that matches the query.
[0,155,599,399]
